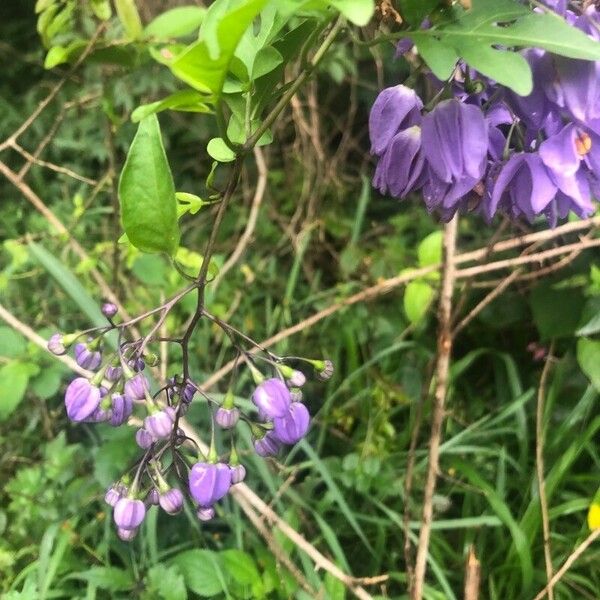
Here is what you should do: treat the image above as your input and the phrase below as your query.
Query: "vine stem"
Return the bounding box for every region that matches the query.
[412,215,458,600]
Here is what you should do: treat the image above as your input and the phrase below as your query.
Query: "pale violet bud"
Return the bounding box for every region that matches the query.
[288,370,306,387]
[101,303,118,318]
[135,428,153,449]
[196,506,215,521]
[47,333,66,356]
[117,527,138,541]
[230,464,246,484]
[159,488,184,514]
[215,407,240,429]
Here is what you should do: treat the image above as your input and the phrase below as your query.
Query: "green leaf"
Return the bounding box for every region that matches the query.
[144,6,206,39]
[329,0,375,26]
[146,564,187,600]
[577,338,600,391]
[252,46,284,79]
[576,309,600,337]
[118,115,180,256]
[221,550,261,587]
[417,230,443,267]
[0,361,31,420]
[176,192,214,217]
[413,36,458,81]
[31,366,63,400]
[411,0,600,95]
[207,138,237,162]
[70,567,134,591]
[530,283,584,340]
[169,0,268,98]
[398,0,441,26]
[170,550,223,597]
[131,90,212,122]
[0,326,27,358]
[114,0,143,40]
[404,280,434,324]
[90,0,112,20]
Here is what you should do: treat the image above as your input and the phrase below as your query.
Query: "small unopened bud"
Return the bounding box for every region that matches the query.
[196,506,215,521]
[316,359,334,381]
[230,464,246,484]
[215,406,240,429]
[101,303,118,318]
[47,333,66,355]
[117,527,138,541]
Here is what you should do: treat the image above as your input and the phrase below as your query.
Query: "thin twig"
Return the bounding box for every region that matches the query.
[536,343,556,599]
[412,215,458,600]
[463,545,481,600]
[532,529,600,600]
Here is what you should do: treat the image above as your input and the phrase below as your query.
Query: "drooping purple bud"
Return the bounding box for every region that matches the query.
[252,378,291,419]
[110,393,133,427]
[105,365,123,382]
[215,407,240,429]
[196,506,215,521]
[101,303,118,318]
[288,370,306,387]
[188,462,232,507]
[317,359,334,381]
[124,373,149,401]
[146,487,160,506]
[182,382,196,403]
[105,483,125,507]
[113,497,146,530]
[47,333,66,355]
[128,357,145,372]
[64,378,101,422]
[135,428,153,449]
[74,343,102,371]
[159,488,184,514]
[144,408,175,440]
[230,464,246,484]
[117,527,138,541]
[273,402,310,445]
[254,432,282,457]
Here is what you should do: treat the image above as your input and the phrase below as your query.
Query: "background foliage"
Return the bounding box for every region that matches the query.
[0,1,599,599]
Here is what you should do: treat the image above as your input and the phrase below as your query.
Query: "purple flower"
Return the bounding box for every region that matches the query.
[369,85,423,155]
[135,428,153,449]
[254,432,281,457]
[422,99,488,184]
[74,343,102,371]
[230,464,246,484]
[124,373,149,401]
[159,488,184,514]
[64,378,101,422]
[105,365,123,382]
[128,357,145,372]
[113,497,146,530]
[252,378,291,418]
[215,407,240,429]
[110,394,133,427]
[144,407,175,440]
[373,126,427,199]
[188,462,232,507]
[105,483,126,507]
[117,527,138,541]
[146,488,160,506]
[47,333,66,355]
[486,153,558,222]
[273,402,310,445]
[196,506,215,521]
[101,302,118,318]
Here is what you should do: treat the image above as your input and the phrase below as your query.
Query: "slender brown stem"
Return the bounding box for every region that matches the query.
[412,215,458,600]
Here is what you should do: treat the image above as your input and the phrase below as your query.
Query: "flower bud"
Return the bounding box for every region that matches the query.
[230,464,246,484]
[215,407,240,429]
[317,359,334,381]
[252,378,291,419]
[110,393,133,427]
[144,407,176,440]
[105,483,125,507]
[182,382,196,403]
[105,365,123,382]
[83,405,112,423]
[288,370,306,387]
[117,527,138,541]
[146,488,160,506]
[124,373,149,401]
[273,402,310,445]
[128,357,145,372]
[101,303,118,318]
[113,497,145,530]
[196,506,215,521]
[159,488,184,514]
[135,428,153,449]
[189,462,232,507]
[47,333,66,356]
[74,342,102,371]
[64,378,101,422]
[253,432,281,457]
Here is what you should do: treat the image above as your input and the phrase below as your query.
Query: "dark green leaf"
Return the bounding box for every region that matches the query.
[119,115,180,256]
[70,567,134,591]
[0,326,27,358]
[146,564,187,600]
[170,550,223,597]
[0,361,31,420]
[530,283,584,340]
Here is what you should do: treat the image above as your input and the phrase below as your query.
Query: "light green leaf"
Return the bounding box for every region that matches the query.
[207,138,237,163]
[90,0,112,20]
[144,6,206,39]
[0,326,27,358]
[576,310,600,336]
[114,0,143,40]
[169,0,268,98]
[577,338,600,391]
[413,37,459,81]
[146,564,187,600]
[69,567,134,592]
[221,550,262,590]
[329,0,375,26]
[417,230,443,268]
[170,550,223,597]
[404,280,434,324]
[176,192,215,217]
[118,115,180,256]
[131,90,212,122]
[0,361,31,421]
[252,46,284,79]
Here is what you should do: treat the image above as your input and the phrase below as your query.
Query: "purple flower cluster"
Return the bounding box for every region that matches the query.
[48,312,334,541]
[371,5,600,226]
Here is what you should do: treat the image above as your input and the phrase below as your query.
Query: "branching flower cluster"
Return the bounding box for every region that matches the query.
[370,3,600,226]
[48,299,333,541]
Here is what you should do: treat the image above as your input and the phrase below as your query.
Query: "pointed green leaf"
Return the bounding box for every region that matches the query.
[119,115,180,256]
[144,6,206,39]
[114,0,143,40]
[0,361,31,421]
[131,90,212,122]
[329,0,375,26]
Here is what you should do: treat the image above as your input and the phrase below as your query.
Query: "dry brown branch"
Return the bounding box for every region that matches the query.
[536,344,556,599]
[412,215,458,600]
[532,529,600,600]
[463,546,480,600]
[213,147,268,288]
